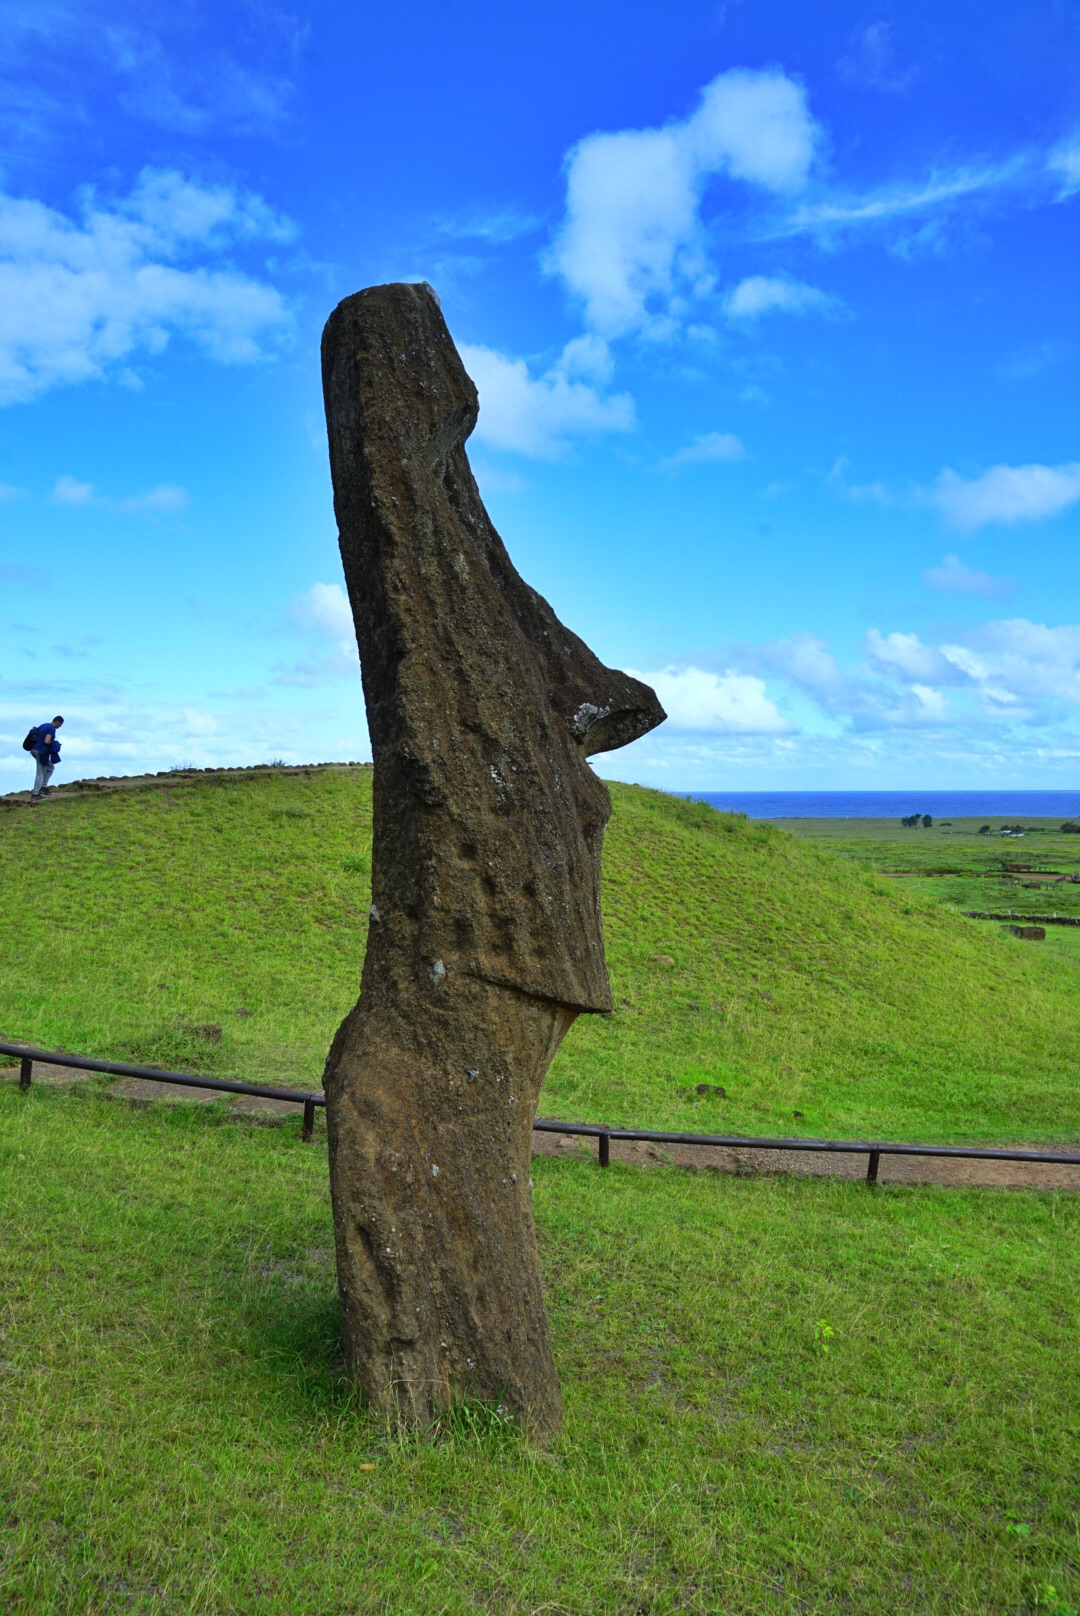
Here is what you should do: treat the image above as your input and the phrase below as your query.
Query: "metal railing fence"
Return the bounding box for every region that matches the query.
[4,1040,1080,1183]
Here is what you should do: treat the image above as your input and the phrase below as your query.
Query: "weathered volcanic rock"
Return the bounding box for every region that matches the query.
[321,281,665,1435]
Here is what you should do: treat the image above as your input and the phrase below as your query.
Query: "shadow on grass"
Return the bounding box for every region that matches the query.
[239,1271,530,1455]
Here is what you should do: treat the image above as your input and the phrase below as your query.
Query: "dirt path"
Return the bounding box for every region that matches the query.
[531,1129,1080,1190]
[6,1063,1078,1191]
[0,1063,310,1123]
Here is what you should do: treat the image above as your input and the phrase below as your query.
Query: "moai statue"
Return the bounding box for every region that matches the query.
[321,283,665,1436]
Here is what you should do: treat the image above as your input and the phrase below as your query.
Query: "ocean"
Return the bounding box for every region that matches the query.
[687,791,1080,821]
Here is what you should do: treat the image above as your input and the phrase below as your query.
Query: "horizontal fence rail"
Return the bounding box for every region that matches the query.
[5,1040,1080,1183]
[0,1040,324,1141]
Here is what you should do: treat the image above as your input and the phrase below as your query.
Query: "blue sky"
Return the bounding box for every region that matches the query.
[2,0,1079,794]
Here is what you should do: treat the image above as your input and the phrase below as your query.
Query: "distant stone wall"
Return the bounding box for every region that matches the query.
[963,910,1080,927]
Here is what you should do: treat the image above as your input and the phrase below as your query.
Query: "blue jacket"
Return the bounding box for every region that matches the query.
[33,723,61,765]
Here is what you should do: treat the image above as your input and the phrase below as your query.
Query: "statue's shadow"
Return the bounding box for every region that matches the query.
[234,1255,366,1422]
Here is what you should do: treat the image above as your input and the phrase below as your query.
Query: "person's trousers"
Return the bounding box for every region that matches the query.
[32,756,55,796]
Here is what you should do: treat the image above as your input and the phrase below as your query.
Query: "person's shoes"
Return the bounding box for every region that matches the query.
[29,794,42,804]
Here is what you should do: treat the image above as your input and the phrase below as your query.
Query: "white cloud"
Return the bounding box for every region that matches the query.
[1048,133,1080,198]
[120,485,187,515]
[845,480,892,504]
[548,68,819,337]
[0,167,292,404]
[51,475,94,506]
[816,619,1080,727]
[827,455,893,505]
[711,615,1080,735]
[557,615,1080,783]
[104,27,294,138]
[787,160,1025,235]
[923,553,1016,599]
[722,275,836,319]
[458,340,634,457]
[865,629,947,682]
[291,581,354,642]
[281,582,359,685]
[931,462,1080,529]
[0,690,370,797]
[50,475,188,515]
[908,683,948,719]
[658,431,747,471]
[757,631,950,730]
[940,619,1080,714]
[555,332,615,384]
[436,206,542,244]
[626,665,791,733]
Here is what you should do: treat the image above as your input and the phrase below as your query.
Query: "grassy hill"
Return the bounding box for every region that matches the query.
[3,769,1080,1613]
[777,813,1080,970]
[2,765,1078,1146]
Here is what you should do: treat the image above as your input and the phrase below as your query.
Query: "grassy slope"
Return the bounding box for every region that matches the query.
[777,815,1080,972]
[1,769,1079,1143]
[2,1087,1078,1616]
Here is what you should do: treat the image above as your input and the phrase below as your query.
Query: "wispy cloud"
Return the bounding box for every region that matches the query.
[723,274,839,320]
[0,168,293,405]
[787,159,1028,236]
[50,475,189,515]
[435,206,543,244]
[658,431,747,472]
[1047,132,1080,198]
[835,22,916,93]
[104,26,296,138]
[923,553,1017,600]
[827,455,894,505]
[931,462,1080,530]
[0,9,301,145]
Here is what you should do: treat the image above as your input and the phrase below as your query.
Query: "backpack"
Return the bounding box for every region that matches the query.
[22,726,39,752]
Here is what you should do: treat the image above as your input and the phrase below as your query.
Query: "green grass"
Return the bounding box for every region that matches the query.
[2,768,1079,1145]
[2,1085,1079,1615]
[776,814,1080,920]
[775,815,1080,978]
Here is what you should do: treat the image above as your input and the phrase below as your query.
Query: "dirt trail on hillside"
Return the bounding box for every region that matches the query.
[5,1063,1078,1191]
[531,1128,1080,1190]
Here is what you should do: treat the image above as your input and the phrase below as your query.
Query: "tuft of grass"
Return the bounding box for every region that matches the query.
[1,1084,1079,1614]
[0,770,1078,1143]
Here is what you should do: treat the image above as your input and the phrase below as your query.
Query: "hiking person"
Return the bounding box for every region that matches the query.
[27,715,64,804]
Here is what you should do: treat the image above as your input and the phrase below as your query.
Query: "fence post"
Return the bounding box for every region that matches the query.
[302,1099,316,1142]
[598,1132,610,1168]
[866,1150,880,1184]
[19,1056,31,1090]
